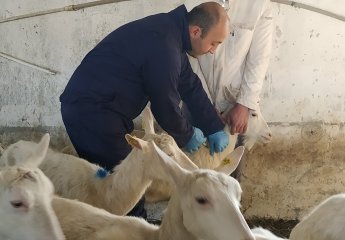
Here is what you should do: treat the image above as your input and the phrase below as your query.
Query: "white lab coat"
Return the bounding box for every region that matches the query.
[189,0,273,112]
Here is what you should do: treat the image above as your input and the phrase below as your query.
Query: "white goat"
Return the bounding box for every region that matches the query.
[249,193,345,240]
[143,106,271,170]
[3,132,253,240]
[0,137,65,240]
[151,140,255,240]
[51,136,253,240]
[290,193,345,240]
[0,133,198,216]
[52,196,159,240]
[142,106,271,202]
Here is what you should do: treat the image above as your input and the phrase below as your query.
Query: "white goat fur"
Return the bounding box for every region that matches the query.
[249,194,345,240]
[142,106,271,202]
[144,106,271,169]
[151,140,254,240]
[0,133,198,215]
[52,196,159,240]
[2,132,254,240]
[290,193,345,240]
[0,136,65,240]
[34,135,253,240]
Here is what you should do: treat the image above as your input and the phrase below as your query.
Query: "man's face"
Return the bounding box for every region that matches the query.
[188,19,230,57]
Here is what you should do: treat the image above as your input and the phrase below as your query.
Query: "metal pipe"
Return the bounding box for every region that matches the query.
[0,52,58,75]
[271,0,345,22]
[1,0,344,23]
[0,0,132,24]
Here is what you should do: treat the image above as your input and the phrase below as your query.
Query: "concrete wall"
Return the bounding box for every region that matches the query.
[240,1,345,219]
[1,0,345,220]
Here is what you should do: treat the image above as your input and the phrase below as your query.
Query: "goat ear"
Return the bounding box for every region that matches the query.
[214,146,245,175]
[151,141,189,186]
[26,133,50,168]
[141,107,155,134]
[61,145,76,155]
[125,134,148,150]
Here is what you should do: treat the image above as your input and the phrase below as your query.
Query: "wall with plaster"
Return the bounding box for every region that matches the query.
[241,1,345,220]
[0,0,345,220]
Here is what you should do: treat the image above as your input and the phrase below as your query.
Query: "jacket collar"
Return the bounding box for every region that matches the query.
[168,4,192,52]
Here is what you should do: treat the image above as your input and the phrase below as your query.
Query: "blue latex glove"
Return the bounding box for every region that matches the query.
[207,130,229,155]
[184,127,206,153]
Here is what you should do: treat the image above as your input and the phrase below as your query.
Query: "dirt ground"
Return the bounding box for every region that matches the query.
[247,218,299,238]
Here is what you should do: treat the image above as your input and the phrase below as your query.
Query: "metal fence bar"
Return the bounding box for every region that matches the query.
[0,0,132,24]
[272,0,345,22]
[0,52,58,75]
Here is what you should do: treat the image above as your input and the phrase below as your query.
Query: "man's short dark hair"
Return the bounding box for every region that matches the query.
[187,4,221,38]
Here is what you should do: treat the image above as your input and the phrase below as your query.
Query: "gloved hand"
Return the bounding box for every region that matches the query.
[207,130,229,155]
[184,127,206,153]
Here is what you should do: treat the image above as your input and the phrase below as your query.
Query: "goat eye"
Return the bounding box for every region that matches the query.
[195,197,208,205]
[251,113,257,117]
[10,201,23,208]
[23,172,37,182]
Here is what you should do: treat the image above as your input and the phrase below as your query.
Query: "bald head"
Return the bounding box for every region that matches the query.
[187,2,230,57]
[187,2,229,38]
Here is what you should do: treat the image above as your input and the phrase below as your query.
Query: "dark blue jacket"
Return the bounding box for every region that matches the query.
[60,5,224,147]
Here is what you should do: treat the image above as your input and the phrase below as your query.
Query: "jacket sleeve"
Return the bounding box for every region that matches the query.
[237,1,273,110]
[178,54,224,137]
[143,46,194,147]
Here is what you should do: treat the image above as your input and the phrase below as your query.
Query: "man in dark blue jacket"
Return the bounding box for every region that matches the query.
[60,2,230,218]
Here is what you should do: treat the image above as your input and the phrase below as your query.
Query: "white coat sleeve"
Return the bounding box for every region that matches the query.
[237,1,273,111]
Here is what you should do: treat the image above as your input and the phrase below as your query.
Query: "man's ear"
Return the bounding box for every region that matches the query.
[189,25,202,38]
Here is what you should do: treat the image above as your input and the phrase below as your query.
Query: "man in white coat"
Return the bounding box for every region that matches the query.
[187,0,273,180]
